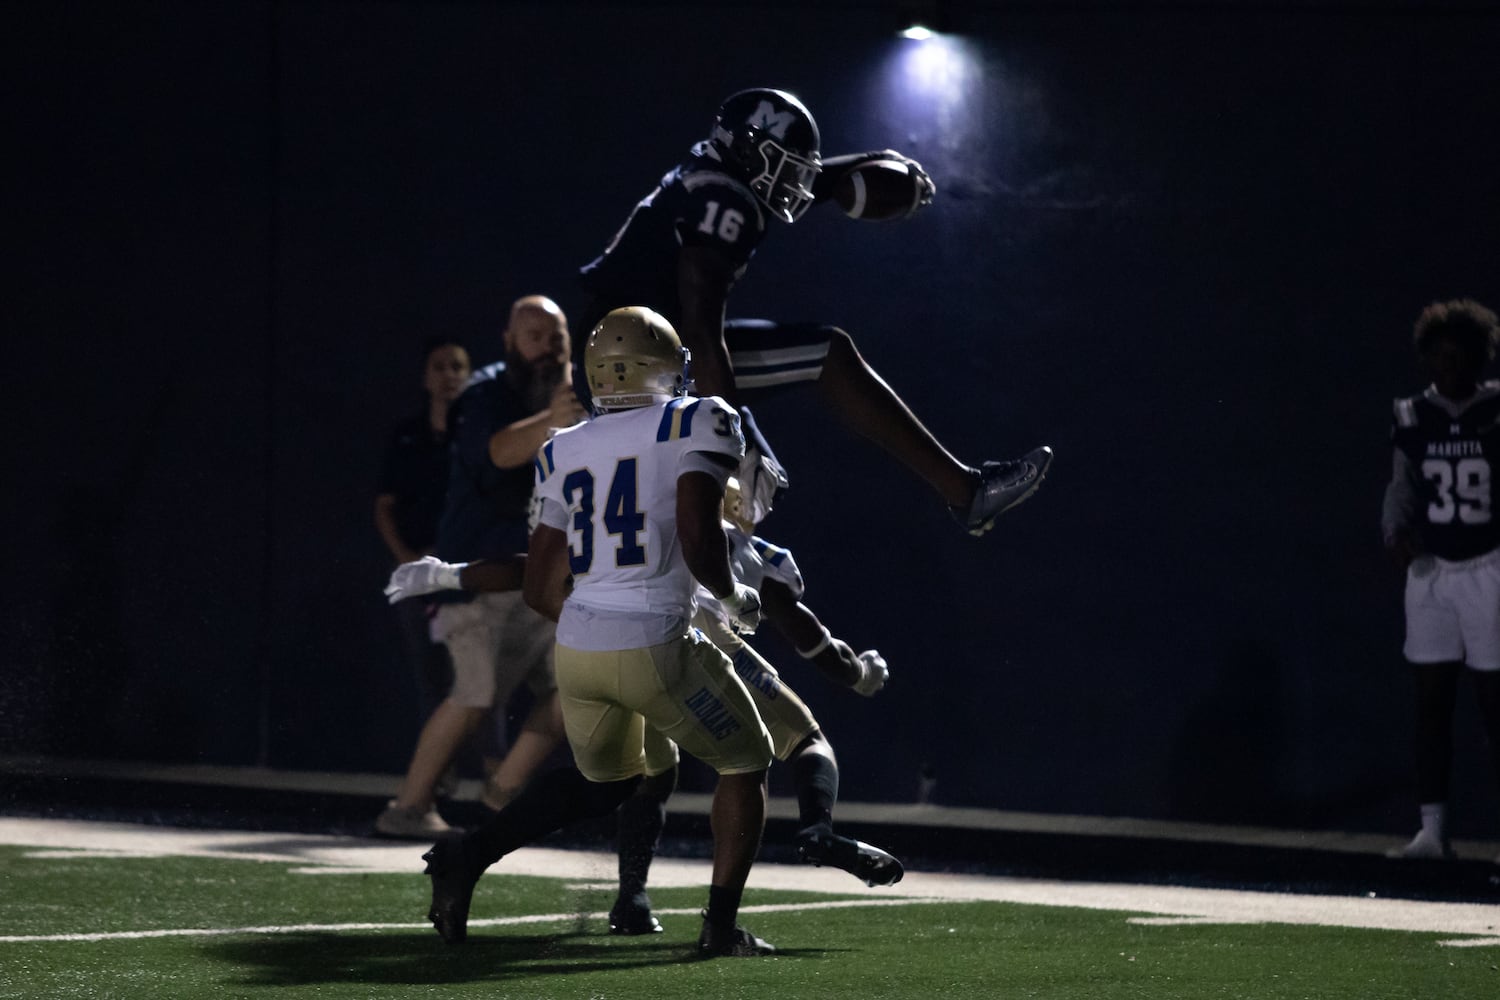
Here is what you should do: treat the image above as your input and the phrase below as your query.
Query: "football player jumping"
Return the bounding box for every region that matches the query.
[577,87,1052,536]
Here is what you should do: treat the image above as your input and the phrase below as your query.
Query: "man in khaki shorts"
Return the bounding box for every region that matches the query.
[377,295,585,838]
[420,306,777,957]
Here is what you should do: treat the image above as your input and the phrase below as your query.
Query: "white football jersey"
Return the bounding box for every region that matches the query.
[534,395,745,624]
[697,527,804,627]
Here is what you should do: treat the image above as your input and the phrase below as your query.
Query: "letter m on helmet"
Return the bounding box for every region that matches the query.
[747,100,796,140]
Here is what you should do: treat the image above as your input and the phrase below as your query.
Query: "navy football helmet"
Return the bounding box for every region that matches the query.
[710,88,821,223]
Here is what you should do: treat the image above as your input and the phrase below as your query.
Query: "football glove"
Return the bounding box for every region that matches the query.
[720,582,763,635]
[385,555,466,604]
[852,650,889,697]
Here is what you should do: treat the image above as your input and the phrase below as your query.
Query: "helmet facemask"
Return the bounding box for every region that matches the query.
[710,89,822,224]
[744,134,819,223]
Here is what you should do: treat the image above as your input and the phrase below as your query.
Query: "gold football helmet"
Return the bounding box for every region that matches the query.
[585,306,690,411]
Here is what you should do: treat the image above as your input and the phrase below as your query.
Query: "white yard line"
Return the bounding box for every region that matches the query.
[2,816,1498,945]
[0,899,941,944]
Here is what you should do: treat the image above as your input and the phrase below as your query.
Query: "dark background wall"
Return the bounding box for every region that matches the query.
[4,0,1498,836]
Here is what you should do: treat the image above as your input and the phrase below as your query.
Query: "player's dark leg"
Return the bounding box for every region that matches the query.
[731,320,1050,535]
[1414,662,1460,804]
[788,731,904,886]
[609,765,677,935]
[1469,668,1500,791]
[423,768,640,943]
[815,328,976,506]
[790,731,838,831]
[698,768,774,957]
[1393,660,1461,858]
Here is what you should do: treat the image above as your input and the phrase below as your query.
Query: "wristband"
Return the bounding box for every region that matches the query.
[438,562,467,590]
[797,626,832,660]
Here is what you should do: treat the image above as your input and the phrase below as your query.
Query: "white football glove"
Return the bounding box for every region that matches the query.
[852,650,889,697]
[384,555,466,604]
[720,582,763,635]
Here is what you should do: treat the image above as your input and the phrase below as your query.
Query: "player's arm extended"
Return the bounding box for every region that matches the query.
[810,149,934,206]
[384,555,526,603]
[760,578,858,685]
[676,245,739,403]
[522,524,572,623]
[761,577,887,696]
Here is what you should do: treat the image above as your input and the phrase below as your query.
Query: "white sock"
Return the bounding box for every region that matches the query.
[1418,802,1447,842]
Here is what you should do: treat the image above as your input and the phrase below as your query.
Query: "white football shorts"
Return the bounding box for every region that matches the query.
[1404,547,1500,672]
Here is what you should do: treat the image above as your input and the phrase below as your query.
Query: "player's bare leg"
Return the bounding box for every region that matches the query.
[816,329,1051,533]
[480,691,564,811]
[817,329,972,502]
[377,699,485,838]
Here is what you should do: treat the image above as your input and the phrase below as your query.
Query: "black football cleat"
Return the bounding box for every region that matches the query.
[957,445,1054,535]
[795,823,904,887]
[422,835,482,944]
[698,915,775,957]
[608,893,665,935]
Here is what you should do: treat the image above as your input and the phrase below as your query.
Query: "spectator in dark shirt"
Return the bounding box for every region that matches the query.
[375,337,471,728]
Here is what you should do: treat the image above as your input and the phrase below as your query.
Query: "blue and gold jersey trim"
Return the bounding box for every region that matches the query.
[535,439,557,483]
[656,397,704,441]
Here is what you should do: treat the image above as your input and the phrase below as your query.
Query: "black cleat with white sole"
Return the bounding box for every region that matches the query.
[795,823,905,887]
[957,445,1054,535]
[698,916,776,957]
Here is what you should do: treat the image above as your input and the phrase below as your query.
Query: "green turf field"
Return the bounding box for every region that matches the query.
[1,844,1496,999]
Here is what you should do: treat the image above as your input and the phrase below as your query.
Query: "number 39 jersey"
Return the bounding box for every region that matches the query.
[1389,381,1500,560]
[534,395,746,622]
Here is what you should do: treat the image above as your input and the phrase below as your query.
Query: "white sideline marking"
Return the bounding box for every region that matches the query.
[1128,916,1241,926]
[0,899,939,944]
[3,817,1499,949]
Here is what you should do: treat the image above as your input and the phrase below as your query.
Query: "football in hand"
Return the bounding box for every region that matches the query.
[831,158,933,221]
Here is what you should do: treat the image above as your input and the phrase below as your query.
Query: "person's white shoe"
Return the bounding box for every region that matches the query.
[1385,829,1453,860]
[375,800,452,840]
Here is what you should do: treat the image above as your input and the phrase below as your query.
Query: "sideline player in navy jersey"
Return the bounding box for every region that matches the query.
[420,306,779,957]
[1382,298,1500,860]
[578,87,1052,536]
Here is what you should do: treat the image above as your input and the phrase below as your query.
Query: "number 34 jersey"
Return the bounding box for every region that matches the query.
[534,395,746,620]
[1389,381,1500,561]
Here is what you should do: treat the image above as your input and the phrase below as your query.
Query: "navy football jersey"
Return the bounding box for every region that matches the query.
[1390,381,1500,560]
[579,142,768,324]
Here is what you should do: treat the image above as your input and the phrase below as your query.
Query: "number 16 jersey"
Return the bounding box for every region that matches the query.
[1389,381,1500,561]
